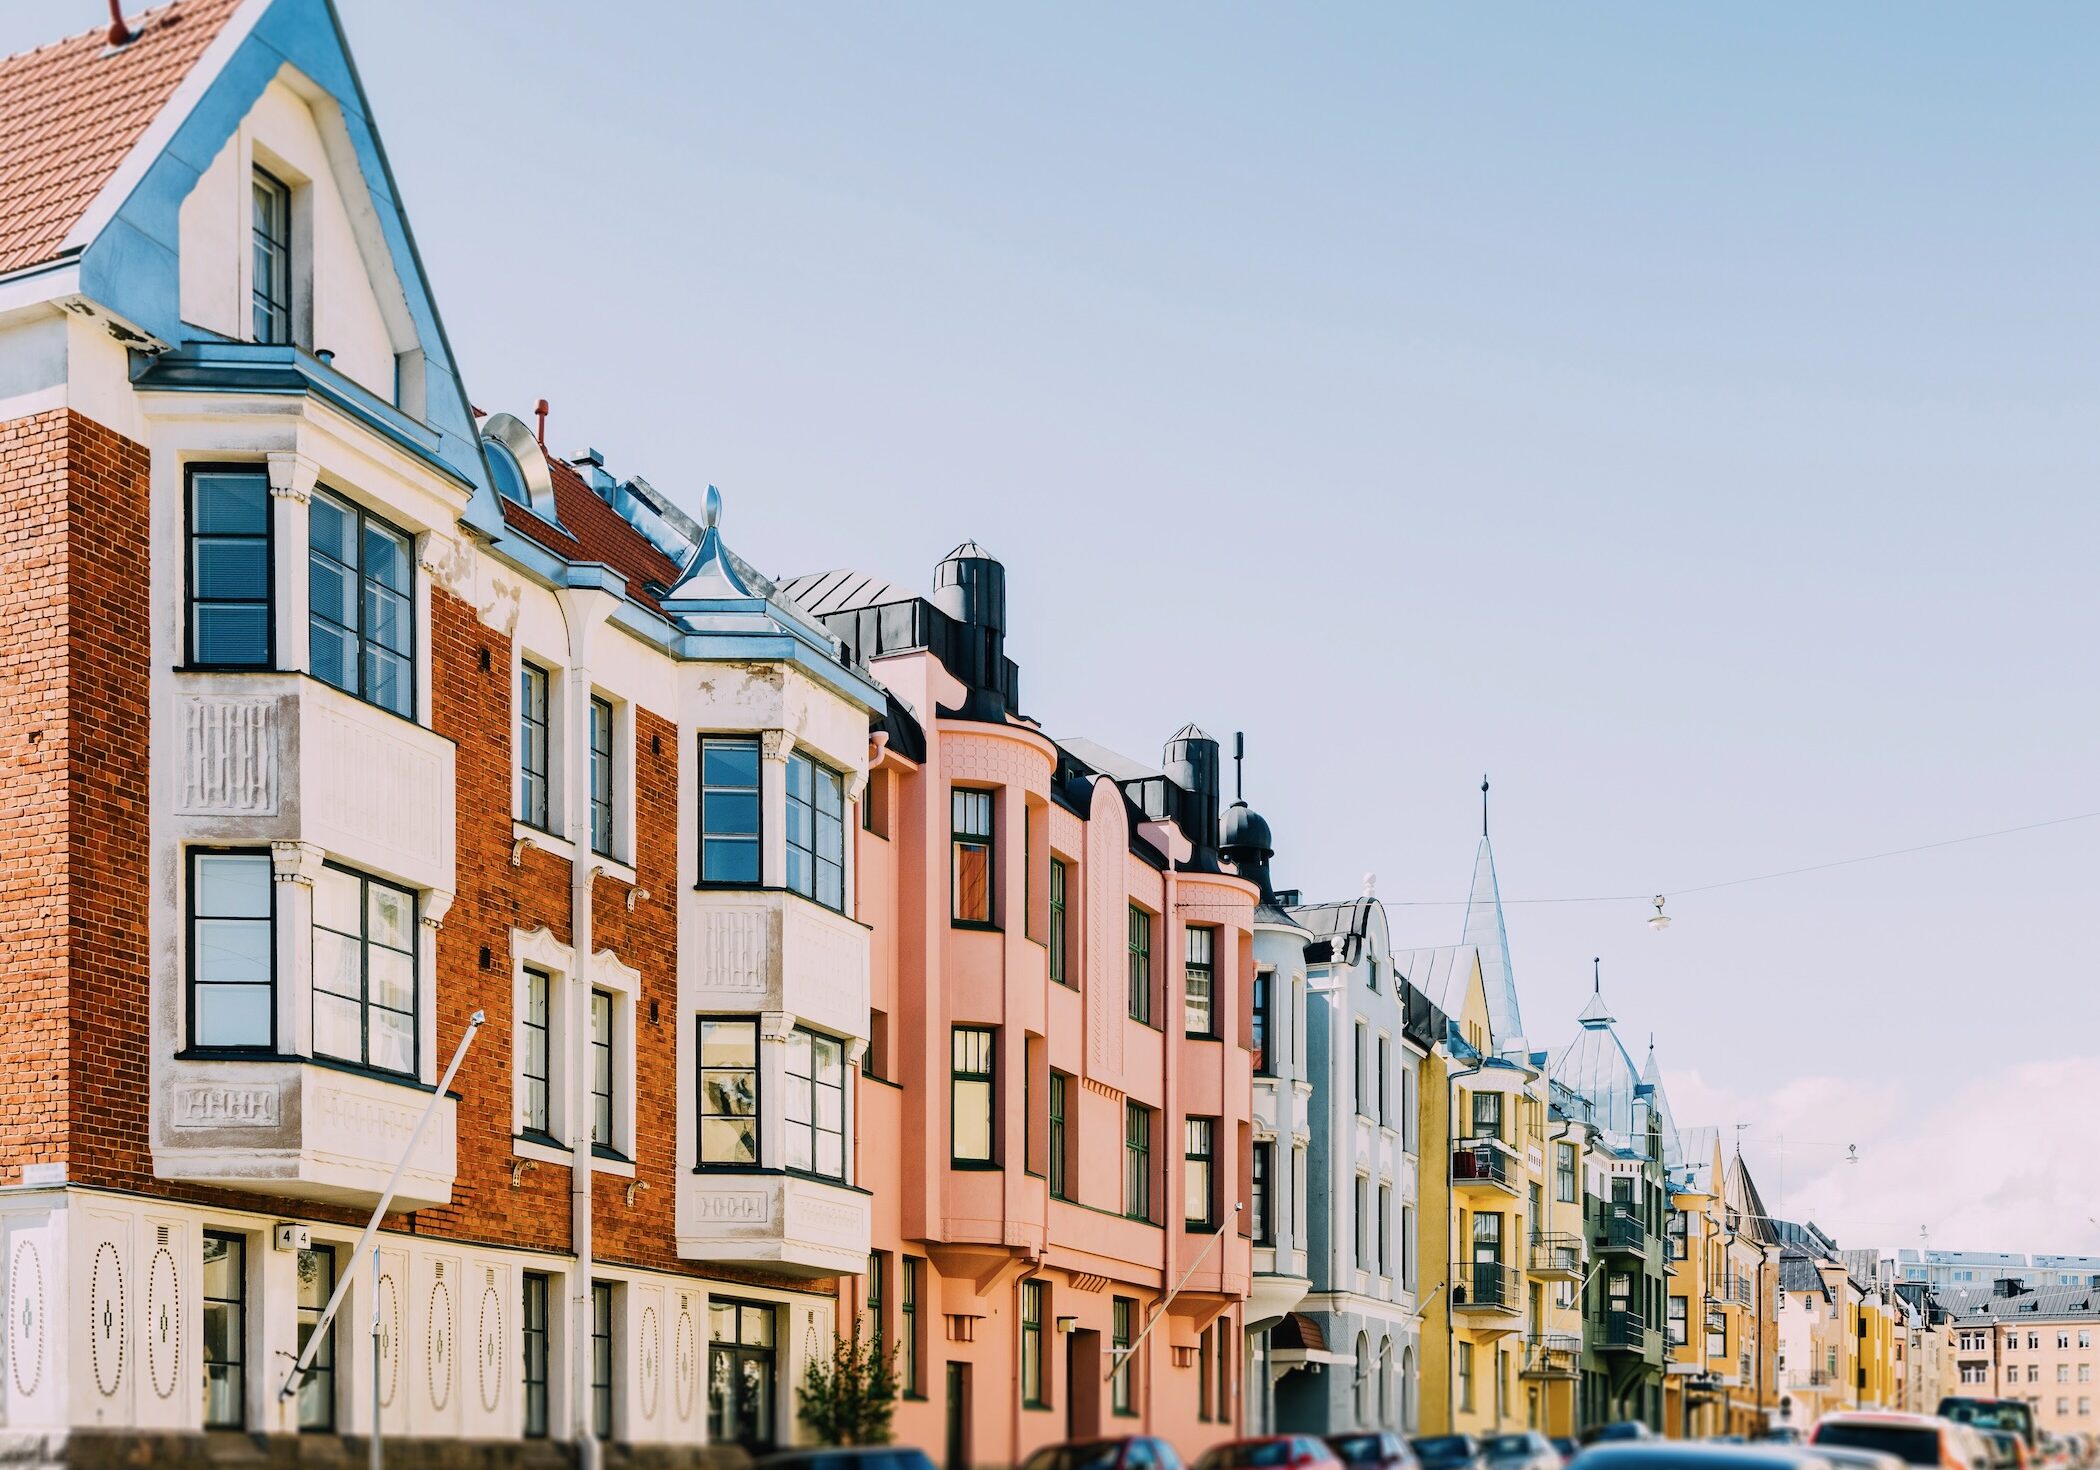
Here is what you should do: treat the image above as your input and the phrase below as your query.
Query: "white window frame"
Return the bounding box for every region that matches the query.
[513,926,574,1165]
[587,949,640,1172]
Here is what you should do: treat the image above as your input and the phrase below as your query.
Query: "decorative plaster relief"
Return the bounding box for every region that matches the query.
[307,700,445,867]
[146,1241,180,1400]
[90,1239,125,1397]
[171,1083,279,1129]
[698,910,768,993]
[688,1192,771,1224]
[476,1277,503,1413]
[674,1301,699,1421]
[638,1304,662,1420]
[9,1237,44,1398]
[176,697,277,815]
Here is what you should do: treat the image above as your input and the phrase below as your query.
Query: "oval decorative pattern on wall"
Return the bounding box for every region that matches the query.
[146,1245,180,1399]
[638,1304,661,1420]
[674,1305,698,1421]
[90,1240,125,1397]
[10,1238,44,1399]
[378,1273,402,1408]
[477,1283,503,1413]
[427,1278,453,1411]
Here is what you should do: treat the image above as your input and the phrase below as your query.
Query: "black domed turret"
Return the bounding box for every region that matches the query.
[1162,724,1222,873]
[1220,800,1278,901]
[930,541,1012,720]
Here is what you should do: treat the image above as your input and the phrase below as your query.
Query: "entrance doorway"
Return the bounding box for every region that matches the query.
[1067,1330,1102,1441]
[945,1362,971,1470]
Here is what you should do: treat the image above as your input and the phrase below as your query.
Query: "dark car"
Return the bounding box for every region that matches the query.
[755,1450,938,1470]
[1481,1432,1562,1470]
[1196,1438,1343,1470]
[1553,1442,1582,1463]
[1023,1441,1186,1470]
[1941,1402,2041,1453]
[1412,1436,1483,1470]
[1581,1424,1661,1447]
[1329,1434,1421,1470]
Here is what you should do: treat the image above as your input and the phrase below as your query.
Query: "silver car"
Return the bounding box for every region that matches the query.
[1482,1432,1563,1470]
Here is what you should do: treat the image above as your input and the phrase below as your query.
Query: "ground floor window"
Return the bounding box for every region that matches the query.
[523,1272,551,1437]
[710,1298,777,1450]
[592,1282,615,1441]
[1111,1297,1136,1415]
[1021,1279,1047,1408]
[295,1246,335,1431]
[203,1232,247,1428]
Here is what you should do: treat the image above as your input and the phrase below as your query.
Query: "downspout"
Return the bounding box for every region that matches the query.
[1156,861,1178,1431]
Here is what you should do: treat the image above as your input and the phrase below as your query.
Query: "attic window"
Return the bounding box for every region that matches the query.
[251,167,293,345]
[487,439,531,507]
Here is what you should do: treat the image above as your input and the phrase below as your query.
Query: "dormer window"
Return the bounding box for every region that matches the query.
[251,167,293,345]
[487,438,532,508]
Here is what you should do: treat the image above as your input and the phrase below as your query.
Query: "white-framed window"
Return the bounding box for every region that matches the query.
[786,750,846,911]
[251,166,293,345]
[785,1027,848,1179]
[313,863,418,1076]
[587,953,638,1164]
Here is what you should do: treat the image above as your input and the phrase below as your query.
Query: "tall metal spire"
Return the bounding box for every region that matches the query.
[1461,779,1524,1047]
[1481,774,1490,837]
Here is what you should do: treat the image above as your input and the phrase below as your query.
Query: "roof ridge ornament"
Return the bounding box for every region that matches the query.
[1481,774,1490,838]
[702,483,721,531]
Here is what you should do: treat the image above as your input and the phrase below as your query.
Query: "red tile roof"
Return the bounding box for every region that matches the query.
[0,0,245,276]
[496,455,687,617]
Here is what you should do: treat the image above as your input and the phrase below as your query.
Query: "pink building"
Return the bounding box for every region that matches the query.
[785,545,1258,1467]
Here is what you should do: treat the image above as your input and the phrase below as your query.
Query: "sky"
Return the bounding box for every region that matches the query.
[17,2,2098,1251]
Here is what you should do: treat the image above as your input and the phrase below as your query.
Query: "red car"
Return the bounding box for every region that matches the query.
[1196,1438,1346,1470]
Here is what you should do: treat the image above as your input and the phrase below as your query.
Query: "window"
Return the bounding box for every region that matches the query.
[708,1298,776,1450]
[589,695,615,856]
[1402,1204,1416,1290]
[2084,1366,2094,1383]
[1458,1340,1474,1412]
[313,864,417,1076]
[1377,1035,1390,1123]
[1355,1021,1367,1115]
[698,736,762,884]
[1401,1067,1417,1153]
[2063,1333,2075,1350]
[1184,925,1216,1037]
[786,1028,846,1178]
[1049,858,1069,985]
[203,1231,246,1428]
[1021,1280,1047,1408]
[1668,1295,1689,1347]
[521,966,553,1138]
[1471,1089,1502,1140]
[1556,1142,1577,1203]
[295,1246,335,1431]
[865,1253,887,1352]
[309,488,413,718]
[1667,1210,1689,1260]
[251,167,292,344]
[1251,1142,1274,1245]
[1202,1325,1218,1422]
[186,467,273,667]
[900,1258,923,1396]
[950,1026,996,1165]
[1355,1175,1369,1267]
[1124,1102,1153,1220]
[188,850,275,1050]
[1252,968,1272,1074]
[591,1282,615,1441]
[786,751,846,911]
[2083,1332,2094,1350]
[517,661,551,827]
[1048,1071,1070,1200]
[1185,1117,1216,1229]
[590,988,616,1154]
[1112,1297,1136,1414]
[951,788,994,924]
[698,1018,759,1165]
[521,1271,551,1437]
[1127,905,1153,1023]
[1378,1183,1391,1276]
[2062,1365,2074,1384]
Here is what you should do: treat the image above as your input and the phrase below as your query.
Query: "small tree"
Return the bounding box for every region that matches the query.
[798,1322,898,1446]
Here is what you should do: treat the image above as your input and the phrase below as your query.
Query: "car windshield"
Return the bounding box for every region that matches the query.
[1816,1425,1947,1466]
[1414,1439,1476,1468]
[1025,1449,1128,1470]
[1200,1444,1298,1470]
[1947,1405,2036,1441]
[1482,1439,1535,1456]
[1331,1439,1389,1464]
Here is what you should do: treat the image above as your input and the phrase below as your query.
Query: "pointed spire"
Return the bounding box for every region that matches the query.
[1481,774,1490,837]
[665,485,756,601]
[1462,790,1524,1045]
[1576,958,1615,1028]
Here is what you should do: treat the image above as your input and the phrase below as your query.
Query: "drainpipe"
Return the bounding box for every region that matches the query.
[1157,861,1178,1431]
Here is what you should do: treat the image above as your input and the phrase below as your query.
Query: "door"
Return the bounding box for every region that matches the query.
[707,1299,777,1453]
[1474,1211,1505,1306]
[1068,1331,1102,1440]
[945,1361,971,1470]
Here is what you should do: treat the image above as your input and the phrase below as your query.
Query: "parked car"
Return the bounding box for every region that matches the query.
[1940,1400,2040,1452]
[1481,1431,1562,1470]
[1411,1436,1483,1470]
[1581,1423,1661,1447]
[1552,1441,1582,1462]
[756,1450,938,1470]
[1196,1438,1344,1470]
[1804,1446,1908,1470]
[1556,1444,1836,1470]
[1811,1411,1992,1470]
[1022,1440,1186,1470]
[1978,1432,2030,1470]
[1759,1431,1806,1447]
[1329,1433,1421,1470]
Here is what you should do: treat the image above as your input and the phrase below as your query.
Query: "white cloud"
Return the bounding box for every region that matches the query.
[1667,1054,2100,1257]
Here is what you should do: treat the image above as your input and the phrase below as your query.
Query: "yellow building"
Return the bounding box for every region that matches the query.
[1665,1130,1774,1437]
[1524,1109,1588,1439]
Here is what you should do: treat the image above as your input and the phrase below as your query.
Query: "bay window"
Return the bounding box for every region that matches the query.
[785,1027,847,1179]
[188,850,275,1050]
[309,488,413,718]
[185,467,273,668]
[697,1018,759,1166]
[1184,1116,1216,1229]
[786,751,846,911]
[951,1025,996,1165]
[312,864,417,1077]
[698,737,761,885]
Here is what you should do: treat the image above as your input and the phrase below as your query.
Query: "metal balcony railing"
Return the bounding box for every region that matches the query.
[1600,1209,1648,1253]
[1452,1261,1522,1312]
[1598,1309,1651,1352]
[1522,1333,1581,1378]
[1451,1142,1515,1189]
[1529,1232,1584,1276]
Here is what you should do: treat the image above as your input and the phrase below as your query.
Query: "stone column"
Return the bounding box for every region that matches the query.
[266,452,316,675]
[271,840,325,1056]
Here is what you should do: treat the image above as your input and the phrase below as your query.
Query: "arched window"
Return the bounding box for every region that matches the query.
[1401,1345,1416,1431]
[1378,1335,1393,1425]
[1355,1331,1372,1425]
[487,437,531,506]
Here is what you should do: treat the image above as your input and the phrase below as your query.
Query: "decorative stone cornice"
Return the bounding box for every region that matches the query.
[759,1010,797,1041]
[760,730,793,764]
[270,840,326,886]
[421,889,455,930]
[266,451,319,504]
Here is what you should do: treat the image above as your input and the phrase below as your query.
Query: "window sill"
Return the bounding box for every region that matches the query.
[949,1159,1002,1173]
[950,919,1002,933]
[590,1148,635,1179]
[1184,1032,1220,1043]
[514,821,574,863]
[514,1135,572,1168]
[174,1050,454,1099]
[688,1165,871,1196]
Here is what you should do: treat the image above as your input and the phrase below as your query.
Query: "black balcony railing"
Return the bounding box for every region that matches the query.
[1600,1209,1647,1253]
[1598,1309,1651,1352]
[1452,1261,1521,1312]
[1522,1333,1581,1378]
[1452,1143,1514,1188]
[1529,1232,1584,1276]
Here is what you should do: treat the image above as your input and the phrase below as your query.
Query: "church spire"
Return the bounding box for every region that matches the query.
[1461,776,1524,1046]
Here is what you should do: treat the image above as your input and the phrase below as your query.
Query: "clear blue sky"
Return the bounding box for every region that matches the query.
[27,2,2100,1244]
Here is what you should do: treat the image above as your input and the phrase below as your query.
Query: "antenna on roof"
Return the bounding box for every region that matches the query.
[106,0,136,47]
[1592,957,1601,994]
[1481,775,1490,837]
[1233,731,1245,802]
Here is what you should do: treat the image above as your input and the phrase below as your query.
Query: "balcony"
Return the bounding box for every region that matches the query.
[1599,1209,1648,1255]
[151,1056,455,1211]
[1452,1261,1522,1317]
[1530,1232,1584,1279]
[1598,1309,1652,1353]
[1451,1139,1520,1196]
[677,1171,871,1278]
[1522,1333,1581,1379]
[683,889,870,1042]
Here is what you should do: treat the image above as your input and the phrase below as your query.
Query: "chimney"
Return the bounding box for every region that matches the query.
[930,542,1010,714]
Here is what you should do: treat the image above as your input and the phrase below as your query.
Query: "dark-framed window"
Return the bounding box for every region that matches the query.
[251,166,292,344]
[865,1252,887,1353]
[1184,1116,1216,1229]
[1355,1174,1369,1267]
[1021,1279,1047,1408]
[1354,1021,1367,1116]
[521,966,552,1138]
[1111,1296,1136,1415]
[1251,1141,1275,1245]
[1048,857,1069,985]
[1667,1209,1689,1260]
[295,1245,335,1431]
[951,1025,996,1166]
[1471,1089,1503,1141]
[591,1281,614,1441]
[186,466,273,668]
[698,1017,759,1166]
[188,849,275,1051]
[1124,1102,1152,1221]
[1048,1071,1070,1200]
[1184,924,1216,1038]
[708,1298,776,1450]
[1252,967,1272,1075]
[522,1272,550,1437]
[786,1027,846,1178]
[203,1231,247,1428]
[786,751,846,911]
[1378,1183,1391,1276]
[590,988,616,1154]
[312,863,417,1077]
[1557,1141,1578,1203]
[517,660,550,827]
[309,487,413,718]
[1377,1035,1390,1123]
[589,694,615,856]
[900,1258,924,1397]
[1127,904,1153,1024]
[698,736,761,885]
[951,788,994,925]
